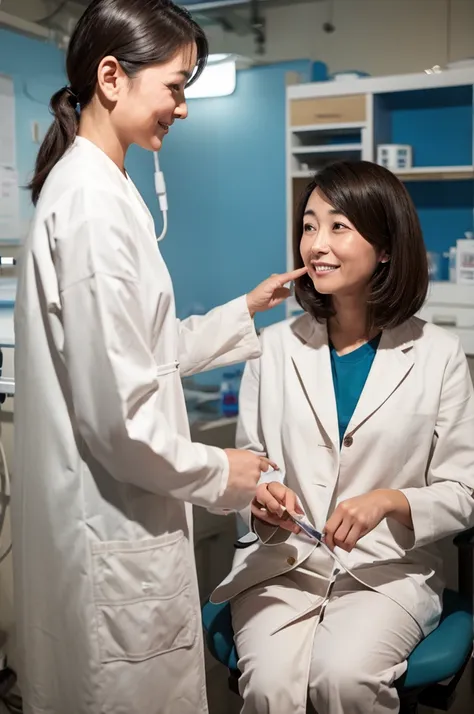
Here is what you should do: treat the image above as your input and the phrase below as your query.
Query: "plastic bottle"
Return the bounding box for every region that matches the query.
[220,371,239,418]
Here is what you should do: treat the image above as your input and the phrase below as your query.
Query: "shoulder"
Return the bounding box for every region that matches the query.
[259,312,320,349]
[407,316,463,361]
[37,142,136,226]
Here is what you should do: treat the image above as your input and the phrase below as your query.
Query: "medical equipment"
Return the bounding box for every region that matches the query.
[0,434,11,566]
[153,151,168,242]
[283,509,356,577]
[0,345,14,707]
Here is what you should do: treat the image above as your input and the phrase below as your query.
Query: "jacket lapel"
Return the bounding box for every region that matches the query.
[291,316,340,450]
[290,316,416,447]
[347,322,415,435]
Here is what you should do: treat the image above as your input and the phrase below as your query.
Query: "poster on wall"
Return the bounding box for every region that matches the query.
[0,73,19,240]
[0,166,19,239]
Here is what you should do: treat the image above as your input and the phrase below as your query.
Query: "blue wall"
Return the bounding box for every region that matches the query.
[128,59,311,329]
[0,28,310,385]
[0,26,309,334]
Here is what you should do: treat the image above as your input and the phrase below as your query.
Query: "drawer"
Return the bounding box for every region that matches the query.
[427,282,474,306]
[290,94,366,126]
[420,305,474,329]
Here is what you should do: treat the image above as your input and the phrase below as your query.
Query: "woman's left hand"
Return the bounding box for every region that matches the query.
[323,489,411,553]
[246,267,308,317]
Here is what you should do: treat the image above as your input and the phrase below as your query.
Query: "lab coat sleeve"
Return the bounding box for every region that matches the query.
[57,214,250,511]
[177,297,261,376]
[235,355,288,545]
[395,337,474,549]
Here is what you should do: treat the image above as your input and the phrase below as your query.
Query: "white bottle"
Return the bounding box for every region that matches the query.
[448,246,457,282]
[456,232,474,284]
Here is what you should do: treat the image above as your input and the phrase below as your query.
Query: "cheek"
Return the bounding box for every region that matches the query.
[299,235,312,262]
[342,241,379,279]
[154,90,177,116]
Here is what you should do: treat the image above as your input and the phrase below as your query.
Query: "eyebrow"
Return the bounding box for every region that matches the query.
[179,70,192,80]
[303,208,345,217]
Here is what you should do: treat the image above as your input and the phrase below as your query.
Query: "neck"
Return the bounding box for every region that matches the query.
[329,293,376,352]
[78,104,128,174]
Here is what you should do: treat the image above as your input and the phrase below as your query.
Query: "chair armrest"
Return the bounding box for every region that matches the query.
[453,527,474,549]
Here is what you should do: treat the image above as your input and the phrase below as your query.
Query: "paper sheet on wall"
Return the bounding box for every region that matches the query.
[0,75,16,169]
[0,74,19,239]
[0,166,20,239]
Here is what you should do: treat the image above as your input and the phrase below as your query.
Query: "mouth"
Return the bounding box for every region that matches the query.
[158,121,171,133]
[311,262,340,274]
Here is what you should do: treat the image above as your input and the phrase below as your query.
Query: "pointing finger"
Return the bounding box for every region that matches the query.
[275,266,308,285]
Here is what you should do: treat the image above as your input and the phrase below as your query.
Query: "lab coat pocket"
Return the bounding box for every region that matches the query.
[91,531,197,664]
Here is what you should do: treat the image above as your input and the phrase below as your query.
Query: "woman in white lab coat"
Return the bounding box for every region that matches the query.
[11,2,305,713]
[211,160,474,714]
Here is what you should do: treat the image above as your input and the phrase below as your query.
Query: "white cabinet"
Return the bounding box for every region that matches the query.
[285,67,474,322]
[419,282,474,355]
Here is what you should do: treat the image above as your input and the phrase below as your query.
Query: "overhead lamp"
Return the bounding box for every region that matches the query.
[185,54,249,99]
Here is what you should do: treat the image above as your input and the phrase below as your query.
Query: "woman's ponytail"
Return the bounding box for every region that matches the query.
[29,86,79,206]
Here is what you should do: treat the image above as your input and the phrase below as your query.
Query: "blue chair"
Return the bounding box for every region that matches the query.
[203,528,474,713]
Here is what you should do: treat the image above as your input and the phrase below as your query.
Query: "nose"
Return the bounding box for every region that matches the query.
[310,228,330,256]
[174,100,188,121]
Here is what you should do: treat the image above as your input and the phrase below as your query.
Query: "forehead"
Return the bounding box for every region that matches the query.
[305,187,335,214]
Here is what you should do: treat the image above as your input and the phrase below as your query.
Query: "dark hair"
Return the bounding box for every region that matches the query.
[293,160,429,330]
[29,0,208,205]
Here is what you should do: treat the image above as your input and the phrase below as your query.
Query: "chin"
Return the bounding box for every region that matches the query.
[311,276,340,295]
[138,136,163,152]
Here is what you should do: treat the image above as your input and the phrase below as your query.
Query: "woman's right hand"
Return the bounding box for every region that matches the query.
[224,448,277,503]
[251,481,304,533]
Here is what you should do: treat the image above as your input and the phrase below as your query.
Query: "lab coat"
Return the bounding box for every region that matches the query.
[12,137,261,714]
[212,313,474,637]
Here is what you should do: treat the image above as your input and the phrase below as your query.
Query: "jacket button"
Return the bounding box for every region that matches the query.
[287,556,296,566]
[343,435,353,447]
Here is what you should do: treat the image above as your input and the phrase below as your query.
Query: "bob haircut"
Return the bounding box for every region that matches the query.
[293,160,429,331]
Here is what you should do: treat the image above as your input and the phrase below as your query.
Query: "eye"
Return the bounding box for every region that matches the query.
[168,83,181,92]
[303,222,316,232]
[333,221,348,231]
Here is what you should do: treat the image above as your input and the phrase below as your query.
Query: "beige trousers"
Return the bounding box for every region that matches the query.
[231,570,422,714]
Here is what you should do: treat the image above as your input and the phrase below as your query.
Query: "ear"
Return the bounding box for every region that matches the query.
[97,56,128,102]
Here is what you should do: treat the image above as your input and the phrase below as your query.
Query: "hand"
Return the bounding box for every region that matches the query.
[323,489,411,552]
[251,481,304,533]
[246,267,308,318]
[224,449,277,503]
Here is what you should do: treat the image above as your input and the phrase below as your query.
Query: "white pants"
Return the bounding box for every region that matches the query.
[231,571,422,714]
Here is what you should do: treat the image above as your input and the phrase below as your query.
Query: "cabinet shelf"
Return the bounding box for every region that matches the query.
[292,165,474,181]
[292,170,314,178]
[394,166,474,181]
[292,143,362,156]
[291,121,366,136]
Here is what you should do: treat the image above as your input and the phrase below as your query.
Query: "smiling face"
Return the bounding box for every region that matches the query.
[98,44,198,152]
[299,187,388,300]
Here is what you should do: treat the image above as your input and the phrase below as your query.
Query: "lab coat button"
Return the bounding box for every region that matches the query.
[286,556,296,566]
[343,435,353,447]
[141,582,152,594]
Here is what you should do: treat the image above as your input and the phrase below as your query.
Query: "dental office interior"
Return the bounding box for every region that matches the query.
[0,0,474,712]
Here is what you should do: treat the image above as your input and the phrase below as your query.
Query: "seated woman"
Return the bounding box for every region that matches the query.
[211,160,474,714]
